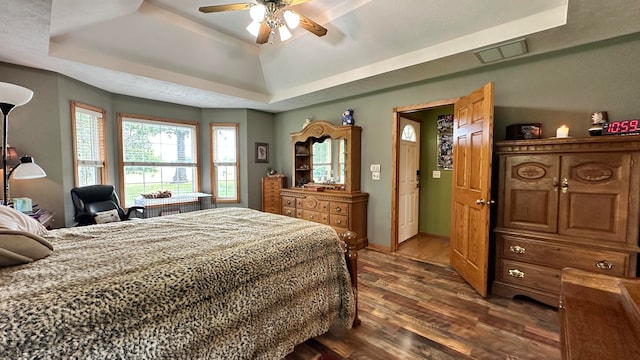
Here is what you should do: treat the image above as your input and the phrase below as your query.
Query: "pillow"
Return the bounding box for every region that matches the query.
[94,209,121,224]
[0,205,48,236]
[0,230,53,267]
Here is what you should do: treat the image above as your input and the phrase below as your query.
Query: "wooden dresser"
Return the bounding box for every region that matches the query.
[262,176,287,214]
[281,188,368,249]
[282,120,368,249]
[493,136,640,307]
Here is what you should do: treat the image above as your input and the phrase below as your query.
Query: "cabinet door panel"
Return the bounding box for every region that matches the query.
[558,153,631,243]
[503,155,559,232]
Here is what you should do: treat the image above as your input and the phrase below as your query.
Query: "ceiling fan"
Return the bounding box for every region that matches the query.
[199,0,327,44]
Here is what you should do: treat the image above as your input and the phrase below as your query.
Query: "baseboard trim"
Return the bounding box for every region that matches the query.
[366,243,391,253]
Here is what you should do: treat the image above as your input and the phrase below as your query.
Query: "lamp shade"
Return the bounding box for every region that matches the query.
[249,4,265,21]
[12,156,46,180]
[246,20,262,37]
[0,82,33,109]
[283,10,300,29]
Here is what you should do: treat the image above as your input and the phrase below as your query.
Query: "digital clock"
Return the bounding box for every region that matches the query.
[602,119,640,135]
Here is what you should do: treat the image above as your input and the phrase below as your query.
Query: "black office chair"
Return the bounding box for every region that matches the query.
[70,185,144,226]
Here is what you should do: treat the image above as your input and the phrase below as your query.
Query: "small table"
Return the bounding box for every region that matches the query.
[29,209,54,229]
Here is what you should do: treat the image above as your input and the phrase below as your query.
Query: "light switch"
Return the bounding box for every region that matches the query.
[370,164,381,172]
[432,170,441,179]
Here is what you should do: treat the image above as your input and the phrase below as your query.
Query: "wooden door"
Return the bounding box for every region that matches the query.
[398,118,421,242]
[450,82,495,297]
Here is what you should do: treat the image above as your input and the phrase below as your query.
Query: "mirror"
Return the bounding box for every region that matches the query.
[290,120,361,192]
[312,138,346,185]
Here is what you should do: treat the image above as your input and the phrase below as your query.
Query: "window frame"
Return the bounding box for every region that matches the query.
[71,101,108,187]
[210,123,240,204]
[117,113,200,207]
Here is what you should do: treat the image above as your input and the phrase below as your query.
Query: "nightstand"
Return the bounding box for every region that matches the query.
[30,209,54,229]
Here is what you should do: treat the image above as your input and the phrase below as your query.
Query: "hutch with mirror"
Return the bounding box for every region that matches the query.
[280,120,368,249]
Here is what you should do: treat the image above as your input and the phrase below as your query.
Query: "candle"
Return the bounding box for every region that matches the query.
[556,125,569,138]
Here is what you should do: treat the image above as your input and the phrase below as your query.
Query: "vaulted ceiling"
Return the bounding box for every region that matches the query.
[1,0,639,112]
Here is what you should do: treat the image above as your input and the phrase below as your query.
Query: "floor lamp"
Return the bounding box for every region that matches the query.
[0,82,34,205]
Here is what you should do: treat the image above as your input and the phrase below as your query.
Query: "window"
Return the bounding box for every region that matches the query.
[312,140,332,183]
[401,124,417,142]
[119,114,199,207]
[71,101,107,187]
[211,123,239,203]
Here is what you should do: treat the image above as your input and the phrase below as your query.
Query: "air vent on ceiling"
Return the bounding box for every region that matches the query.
[474,38,528,64]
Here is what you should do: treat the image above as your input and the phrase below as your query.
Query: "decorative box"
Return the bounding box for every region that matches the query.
[506,123,542,140]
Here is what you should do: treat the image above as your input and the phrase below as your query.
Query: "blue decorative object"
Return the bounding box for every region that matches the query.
[342,108,354,125]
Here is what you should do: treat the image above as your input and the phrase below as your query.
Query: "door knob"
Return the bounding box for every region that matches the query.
[475,199,486,205]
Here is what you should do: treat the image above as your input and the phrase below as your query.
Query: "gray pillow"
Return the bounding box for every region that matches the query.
[0,230,53,267]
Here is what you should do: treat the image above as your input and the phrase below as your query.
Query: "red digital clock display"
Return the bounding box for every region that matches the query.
[602,120,640,135]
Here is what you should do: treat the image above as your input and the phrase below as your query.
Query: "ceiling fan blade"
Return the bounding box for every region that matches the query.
[198,3,253,13]
[295,12,327,37]
[286,0,311,5]
[256,22,271,44]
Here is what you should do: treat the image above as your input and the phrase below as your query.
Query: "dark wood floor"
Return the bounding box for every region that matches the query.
[286,249,561,360]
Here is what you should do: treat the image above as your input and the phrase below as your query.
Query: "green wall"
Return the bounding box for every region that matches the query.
[417,107,454,237]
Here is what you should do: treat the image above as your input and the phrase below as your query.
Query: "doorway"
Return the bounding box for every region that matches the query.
[391,83,496,297]
[392,100,457,266]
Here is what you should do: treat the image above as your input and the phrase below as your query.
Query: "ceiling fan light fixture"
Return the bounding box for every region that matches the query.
[246,20,261,37]
[279,24,292,41]
[249,4,266,22]
[283,10,300,29]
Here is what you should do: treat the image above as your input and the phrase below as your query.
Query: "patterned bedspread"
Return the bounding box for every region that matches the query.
[0,207,355,359]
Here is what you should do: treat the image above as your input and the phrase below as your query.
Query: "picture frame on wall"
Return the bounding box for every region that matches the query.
[255,142,269,163]
[437,114,453,134]
[437,134,453,170]
[436,114,454,170]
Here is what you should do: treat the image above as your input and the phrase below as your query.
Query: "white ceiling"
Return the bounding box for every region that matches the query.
[1,0,639,113]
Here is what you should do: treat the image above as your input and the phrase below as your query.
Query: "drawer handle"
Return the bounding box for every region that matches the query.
[286,200,291,205]
[561,177,569,194]
[595,260,614,270]
[335,207,342,212]
[508,269,525,278]
[335,220,342,224]
[309,215,314,219]
[286,210,292,215]
[509,245,526,254]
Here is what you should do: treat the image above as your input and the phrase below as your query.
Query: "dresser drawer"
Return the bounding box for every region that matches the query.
[282,196,296,208]
[299,210,329,224]
[330,214,349,228]
[298,196,329,212]
[264,183,279,191]
[263,206,280,214]
[330,202,349,216]
[501,235,629,277]
[282,206,296,217]
[499,259,561,294]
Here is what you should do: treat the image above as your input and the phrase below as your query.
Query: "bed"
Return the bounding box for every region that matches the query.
[0,207,358,359]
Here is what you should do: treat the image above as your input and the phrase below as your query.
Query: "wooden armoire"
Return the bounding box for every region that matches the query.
[492,136,640,307]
